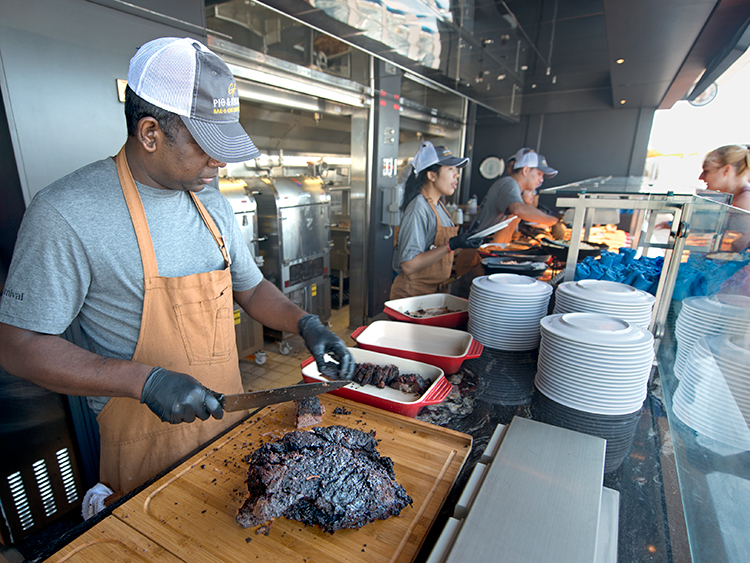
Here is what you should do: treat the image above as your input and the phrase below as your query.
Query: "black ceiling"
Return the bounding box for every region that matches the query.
[239,0,750,117]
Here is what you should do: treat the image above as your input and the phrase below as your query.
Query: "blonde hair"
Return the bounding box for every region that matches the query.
[704,145,750,177]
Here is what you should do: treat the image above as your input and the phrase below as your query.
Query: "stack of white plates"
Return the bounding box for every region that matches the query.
[535,313,655,416]
[672,334,750,451]
[467,274,553,351]
[553,280,655,329]
[674,295,750,378]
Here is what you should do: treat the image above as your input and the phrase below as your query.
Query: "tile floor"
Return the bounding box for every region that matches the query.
[239,305,354,392]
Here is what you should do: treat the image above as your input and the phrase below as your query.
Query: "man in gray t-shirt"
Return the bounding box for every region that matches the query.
[0,37,354,472]
[472,148,560,242]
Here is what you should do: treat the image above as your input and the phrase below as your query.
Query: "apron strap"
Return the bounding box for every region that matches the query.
[422,193,456,230]
[116,148,159,279]
[115,146,231,275]
[189,192,231,267]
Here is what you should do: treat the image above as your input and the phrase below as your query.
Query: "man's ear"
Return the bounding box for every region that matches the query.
[135,117,161,153]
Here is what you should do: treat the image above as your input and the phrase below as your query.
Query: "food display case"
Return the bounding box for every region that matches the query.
[541,176,732,336]
[543,178,750,562]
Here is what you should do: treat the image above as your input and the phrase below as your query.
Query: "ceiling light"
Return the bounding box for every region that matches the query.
[620,99,626,105]
[497,74,506,81]
[616,58,625,64]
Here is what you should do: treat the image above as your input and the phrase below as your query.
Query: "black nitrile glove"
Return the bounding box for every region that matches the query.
[298,314,355,381]
[448,232,484,251]
[140,367,224,424]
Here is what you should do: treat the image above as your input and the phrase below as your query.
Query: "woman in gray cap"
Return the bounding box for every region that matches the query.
[390,141,482,299]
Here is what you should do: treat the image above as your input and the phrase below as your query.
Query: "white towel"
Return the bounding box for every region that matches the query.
[81,483,114,520]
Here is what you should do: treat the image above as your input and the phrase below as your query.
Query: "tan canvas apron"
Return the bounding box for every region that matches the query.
[390,196,458,299]
[97,147,246,495]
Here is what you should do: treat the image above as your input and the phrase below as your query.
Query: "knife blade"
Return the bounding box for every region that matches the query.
[217,380,350,412]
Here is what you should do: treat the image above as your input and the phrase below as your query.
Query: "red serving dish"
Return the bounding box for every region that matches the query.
[300,348,451,418]
[383,293,469,328]
[350,321,483,375]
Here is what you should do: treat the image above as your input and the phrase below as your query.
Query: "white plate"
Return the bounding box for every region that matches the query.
[538,357,653,377]
[536,374,648,405]
[553,303,652,324]
[557,280,656,305]
[467,216,517,240]
[537,345,654,373]
[470,323,544,335]
[472,274,553,296]
[469,311,548,322]
[535,379,646,415]
[554,293,654,313]
[540,313,653,348]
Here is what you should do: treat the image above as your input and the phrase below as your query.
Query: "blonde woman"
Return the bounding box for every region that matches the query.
[700,145,750,251]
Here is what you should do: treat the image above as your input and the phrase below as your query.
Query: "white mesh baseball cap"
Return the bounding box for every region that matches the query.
[412,141,469,174]
[512,147,558,176]
[128,37,260,163]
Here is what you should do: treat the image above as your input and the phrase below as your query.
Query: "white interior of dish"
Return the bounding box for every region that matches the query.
[302,348,443,404]
[357,321,472,357]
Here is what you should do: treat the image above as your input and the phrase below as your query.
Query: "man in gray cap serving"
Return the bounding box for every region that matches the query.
[471,147,561,243]
[0,37,353,497]
[454,148,561,277]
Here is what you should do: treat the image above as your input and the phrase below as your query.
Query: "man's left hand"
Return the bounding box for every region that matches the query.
[298,314,355,380]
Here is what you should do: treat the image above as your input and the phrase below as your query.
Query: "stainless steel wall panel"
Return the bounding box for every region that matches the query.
[0,0,206,205]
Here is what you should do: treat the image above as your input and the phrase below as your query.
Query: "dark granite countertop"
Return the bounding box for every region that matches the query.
[409,345,673,562]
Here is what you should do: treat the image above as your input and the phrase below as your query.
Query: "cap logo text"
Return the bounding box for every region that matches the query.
[213,82,240,114]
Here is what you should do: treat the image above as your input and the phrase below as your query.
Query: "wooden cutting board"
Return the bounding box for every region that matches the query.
[43,515,185,562]
[112,394,472,563]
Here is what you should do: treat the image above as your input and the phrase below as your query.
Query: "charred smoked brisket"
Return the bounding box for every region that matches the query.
[321,361,428,395]
[236,426,412,533]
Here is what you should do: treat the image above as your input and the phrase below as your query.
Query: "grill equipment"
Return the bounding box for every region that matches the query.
[254,176,332,329]
[218,179,265,360]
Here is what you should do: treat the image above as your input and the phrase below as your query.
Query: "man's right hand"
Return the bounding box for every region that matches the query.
[140,367,224,424]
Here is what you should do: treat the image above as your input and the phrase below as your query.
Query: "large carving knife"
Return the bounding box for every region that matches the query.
[216,380,350,412]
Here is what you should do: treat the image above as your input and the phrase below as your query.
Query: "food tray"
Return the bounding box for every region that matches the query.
[384,293,469,328]
[480,257,548,278]
[301,348,450,417]
[539,239,608,262]
[350,321,483,375]
[477,246,551,262]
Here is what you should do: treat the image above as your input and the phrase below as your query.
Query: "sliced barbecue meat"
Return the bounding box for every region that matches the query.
[359,363,377,386]
[385,365,400,386]
[371,365,386,388]
[352,362,371,385]
[295,396,325,428]
[236,426,412,534]
[389,373,431,395]
[318,361,429,395]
